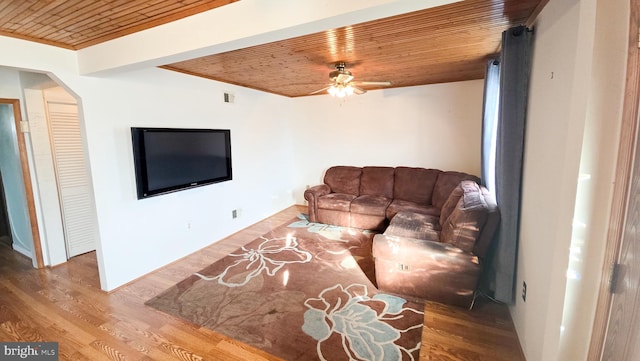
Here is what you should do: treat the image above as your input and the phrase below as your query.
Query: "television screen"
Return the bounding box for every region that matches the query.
[131,127,232,199]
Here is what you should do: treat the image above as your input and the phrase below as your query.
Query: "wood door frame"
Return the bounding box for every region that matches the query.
[0,98,44,268]
[587,0,640,359]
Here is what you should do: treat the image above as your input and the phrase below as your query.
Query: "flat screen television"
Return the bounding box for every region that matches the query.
[131,127,232,199]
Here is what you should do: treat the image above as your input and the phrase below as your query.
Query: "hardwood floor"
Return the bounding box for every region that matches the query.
[0,205,524,361]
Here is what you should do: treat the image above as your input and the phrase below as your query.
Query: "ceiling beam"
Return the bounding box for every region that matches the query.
[77,0,460,76]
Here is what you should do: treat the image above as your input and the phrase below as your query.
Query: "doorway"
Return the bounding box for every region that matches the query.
[0,71,100,286]
[0,99,43,267]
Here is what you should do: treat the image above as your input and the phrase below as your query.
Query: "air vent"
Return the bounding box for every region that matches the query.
[223,92,235,103]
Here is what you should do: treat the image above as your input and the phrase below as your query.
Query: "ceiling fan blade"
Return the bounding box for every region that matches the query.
[353,86,367,95]
[309,86,331,95]
[352,81,392,86]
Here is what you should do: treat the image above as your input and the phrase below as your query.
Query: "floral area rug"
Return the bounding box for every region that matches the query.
[145,214,424,361]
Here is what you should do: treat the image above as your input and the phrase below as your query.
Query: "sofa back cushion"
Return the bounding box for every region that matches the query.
[432,171,481,209]
[439,182,466,227]
[441,181,488,253]
[359,166,395,198]
[324,166,362,195]
[393,167,441,205]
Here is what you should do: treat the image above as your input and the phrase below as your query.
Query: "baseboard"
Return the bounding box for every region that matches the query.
[12,242,33,259]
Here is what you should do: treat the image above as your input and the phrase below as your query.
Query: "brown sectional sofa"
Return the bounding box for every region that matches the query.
[305,166,481,231]
[304,166,500,307]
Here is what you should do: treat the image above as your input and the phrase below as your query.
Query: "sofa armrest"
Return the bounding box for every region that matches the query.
[304,184,331,222]
[372,234,481,307]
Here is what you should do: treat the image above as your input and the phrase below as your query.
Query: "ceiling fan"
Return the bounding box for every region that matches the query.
[310,62,392,97]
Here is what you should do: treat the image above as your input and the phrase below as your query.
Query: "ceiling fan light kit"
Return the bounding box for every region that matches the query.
[327,83,355,97]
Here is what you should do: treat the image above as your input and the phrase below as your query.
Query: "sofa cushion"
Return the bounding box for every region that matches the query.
[432,171,481,209]
[441,182,488,253]
[386,199,440,220]
[350,195,392,217]
[385,211,440,241]
[360,166,395,198]
[393,167,440,204]
[439,180,480,227]
[317,193,356,212]
[324,166,362,195]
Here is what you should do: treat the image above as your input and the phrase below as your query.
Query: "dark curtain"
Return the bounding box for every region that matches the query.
[482,25,533,303]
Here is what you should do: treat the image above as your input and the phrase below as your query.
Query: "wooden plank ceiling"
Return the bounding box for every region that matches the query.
[0,0,237,49]
[0,0,543,98]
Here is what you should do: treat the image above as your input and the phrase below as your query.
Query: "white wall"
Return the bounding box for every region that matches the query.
[77,68,298,290]
[511,0,628,360]
[291,80,483,202]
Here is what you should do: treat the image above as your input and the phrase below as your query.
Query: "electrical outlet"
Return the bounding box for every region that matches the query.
[522,281,527,302]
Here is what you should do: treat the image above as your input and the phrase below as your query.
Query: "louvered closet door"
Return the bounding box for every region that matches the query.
[47,102,96,257]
